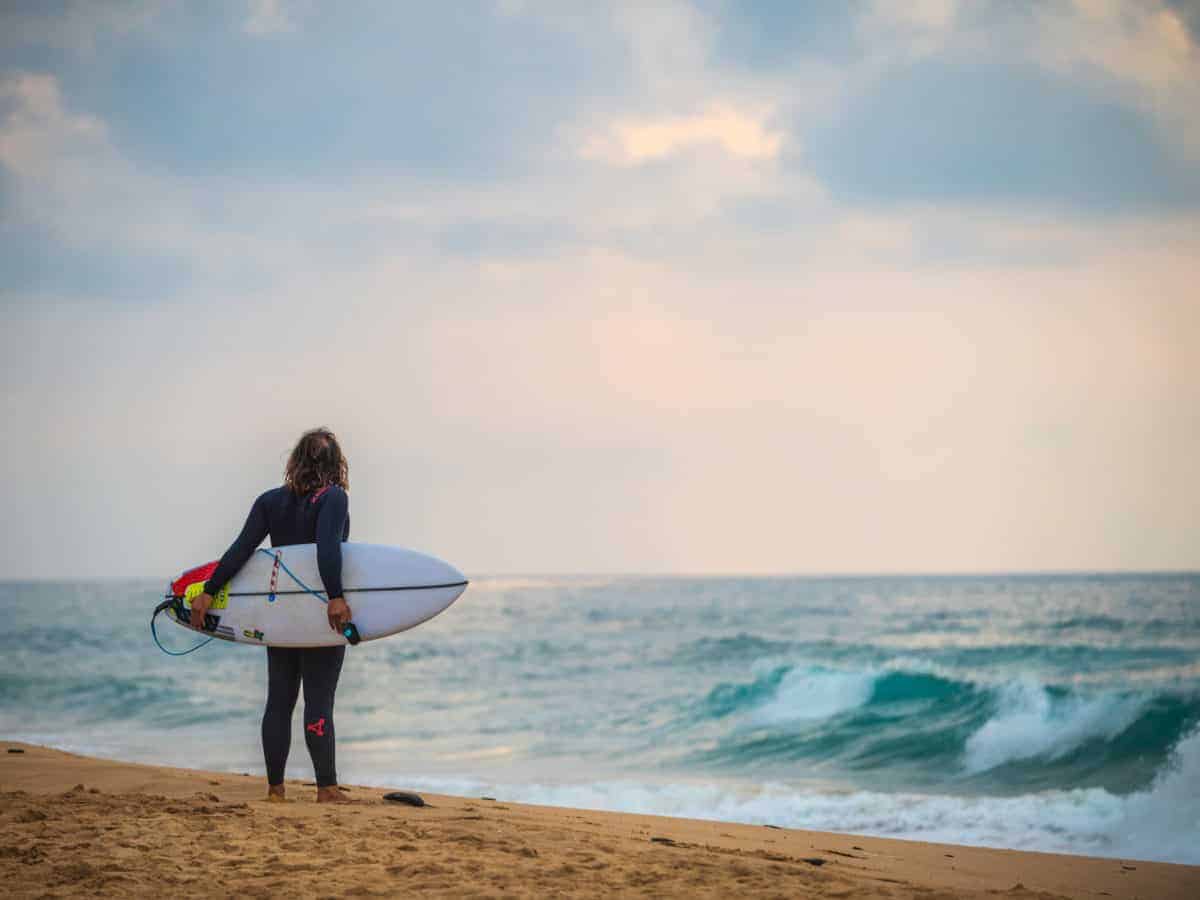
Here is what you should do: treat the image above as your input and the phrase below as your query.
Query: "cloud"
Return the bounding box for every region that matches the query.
[0,71,254,300]
[0,72,104,176]
[1164,0,1200,41]
[0,72,176,299]
[581,104,783,165]
[1031,0,1200,158]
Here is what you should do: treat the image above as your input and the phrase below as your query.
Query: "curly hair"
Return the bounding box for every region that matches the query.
[284,428,349,496]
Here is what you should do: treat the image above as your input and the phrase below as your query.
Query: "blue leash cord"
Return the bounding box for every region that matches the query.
[261,548,328,604]
[150,605,214,656]
[151,548,327,657]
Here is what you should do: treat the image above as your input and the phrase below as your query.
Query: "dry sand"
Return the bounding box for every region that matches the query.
[2,741,1196,898]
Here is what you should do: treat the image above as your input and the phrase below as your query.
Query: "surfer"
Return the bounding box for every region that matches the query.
[188,427,353,803]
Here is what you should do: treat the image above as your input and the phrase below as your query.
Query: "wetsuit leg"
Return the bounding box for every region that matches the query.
[263,646,302,786]
[300,645,345,787]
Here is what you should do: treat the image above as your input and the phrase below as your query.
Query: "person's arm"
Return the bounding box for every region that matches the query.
[190,493,270,629]
[316,486,351,631]
[205,492,271,596]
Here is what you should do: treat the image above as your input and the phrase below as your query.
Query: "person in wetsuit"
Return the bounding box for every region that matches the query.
[189,427,353,803]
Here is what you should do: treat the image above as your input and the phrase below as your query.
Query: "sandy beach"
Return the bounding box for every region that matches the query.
[1,741,1196,899]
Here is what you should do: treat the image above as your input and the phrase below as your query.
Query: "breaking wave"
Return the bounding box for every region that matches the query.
[688,664,1200,792]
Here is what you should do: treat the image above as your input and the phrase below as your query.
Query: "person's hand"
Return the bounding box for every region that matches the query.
[189,592,214,629]
[327,597,352,633]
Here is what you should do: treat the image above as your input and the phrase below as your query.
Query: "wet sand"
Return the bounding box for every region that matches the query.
[2,741,1196,898]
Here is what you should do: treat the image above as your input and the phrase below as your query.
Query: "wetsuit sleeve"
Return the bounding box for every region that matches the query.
[316,486,348,599]
[203,492,271,596]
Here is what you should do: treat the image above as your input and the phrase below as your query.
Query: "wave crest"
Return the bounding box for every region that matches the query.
[691,664,1198,789]
[963,678,1149,774]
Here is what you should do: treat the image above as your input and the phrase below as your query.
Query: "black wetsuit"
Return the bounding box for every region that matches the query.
[204,485,350,788]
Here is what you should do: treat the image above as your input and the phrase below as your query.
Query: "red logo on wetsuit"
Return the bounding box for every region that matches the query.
[306,717,326,737]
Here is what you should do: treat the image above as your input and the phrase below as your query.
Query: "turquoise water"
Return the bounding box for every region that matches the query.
[2,573,1198,863]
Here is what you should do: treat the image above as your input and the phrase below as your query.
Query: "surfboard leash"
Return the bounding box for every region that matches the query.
[257,547,329,604]
[150,597,215,656]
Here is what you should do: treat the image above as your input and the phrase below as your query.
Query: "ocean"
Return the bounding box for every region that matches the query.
[2,573,1198,864]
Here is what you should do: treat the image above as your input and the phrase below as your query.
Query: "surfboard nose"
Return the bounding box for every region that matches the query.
[409,549,468,589]
[443,561,468,587]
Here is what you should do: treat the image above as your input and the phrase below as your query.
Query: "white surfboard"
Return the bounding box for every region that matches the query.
[162,543,467,647]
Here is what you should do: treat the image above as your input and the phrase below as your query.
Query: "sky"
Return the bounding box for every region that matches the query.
[1,0,1198,578]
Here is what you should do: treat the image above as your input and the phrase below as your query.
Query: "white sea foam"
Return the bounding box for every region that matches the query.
[964,677,1149,773]
[1112,725,1200,863]
[383,727,1200,865]
[750,667,877,727]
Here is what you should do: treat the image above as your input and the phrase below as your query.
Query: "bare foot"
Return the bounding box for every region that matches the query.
[266,784,287,803]
[316,786,354,803]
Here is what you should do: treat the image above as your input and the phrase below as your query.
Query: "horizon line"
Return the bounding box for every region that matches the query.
[3,567,1199,584]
